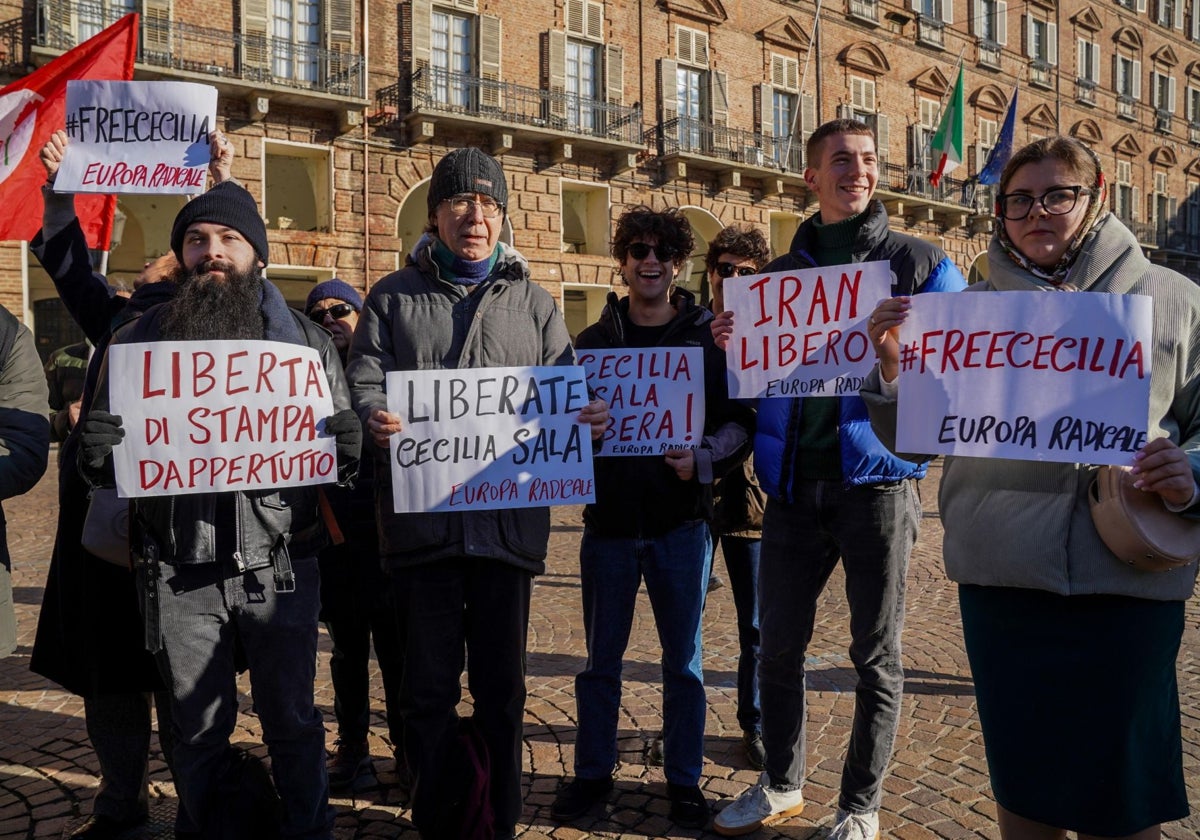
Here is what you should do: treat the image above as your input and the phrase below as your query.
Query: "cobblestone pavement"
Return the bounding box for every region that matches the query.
[3,460,1199,839]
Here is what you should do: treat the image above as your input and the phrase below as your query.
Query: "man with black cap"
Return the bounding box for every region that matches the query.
[303,280,407,794]
[346,146,609,839]
[79,182,361,840]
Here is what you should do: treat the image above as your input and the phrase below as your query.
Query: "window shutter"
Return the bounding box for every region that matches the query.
[241,0,270,74]
[143,0,172,54]
[910,0,921,12]
[586,0,603,40]
[546,30,566,120]
[411,0,431,69]
[659,58,679,123]
[325,0,354,51]
[479,15,502,108]
[676,27,693,64]
[605,44,624,105]
[997,1,1008,45]
[1091,42,1100,82]
[1137,0,1147,13]
[1177,0,1186,28]
[1170,76,1178,111]
[969,0,980,35]
[1024,14,1031,57]
[711,70,729,126]
[1134,60,1143,98]
[1047,22,1057,65]
[1133,186,1141,220]
[694,31,710,65]
[1193,0,1200,40]
[759,84,773,137]
[838,103,854,120]
[566,0,585,36]
[451,0,477,9]
[909,123,922,167]
[943,0,953,25]
[1077,38,1085,75]
[1113,54,1120,91]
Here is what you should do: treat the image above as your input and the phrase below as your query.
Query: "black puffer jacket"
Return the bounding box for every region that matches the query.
[576,288,754,538]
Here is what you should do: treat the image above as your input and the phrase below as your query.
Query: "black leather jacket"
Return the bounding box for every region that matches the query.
[89,302,355,573]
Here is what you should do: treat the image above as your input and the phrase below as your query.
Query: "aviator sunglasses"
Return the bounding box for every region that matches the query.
[714,262,757,278]
[627,242,679,262]
[309,302,356,323]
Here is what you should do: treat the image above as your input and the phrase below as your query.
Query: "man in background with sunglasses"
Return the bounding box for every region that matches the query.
[712,119,965,840]
[303,281,407,797]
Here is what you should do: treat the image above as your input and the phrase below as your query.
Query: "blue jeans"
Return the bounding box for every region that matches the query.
[153,557,332,839]
[574,520,712,786]
[758,480,918,814]
[717,535,761,734]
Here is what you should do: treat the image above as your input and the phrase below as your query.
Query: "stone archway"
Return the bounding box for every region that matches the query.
[677,205,723,306]
[394,177,513,264]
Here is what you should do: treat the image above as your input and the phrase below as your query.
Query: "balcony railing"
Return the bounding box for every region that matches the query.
[977,39,1002,68]
[1190,122,1200,145]
[1029,60,1052,89]
[647,117,805,172]
[1156,109,1173,134]
[1117,94,1137,120]
[1118,214,1158,247]
[36,0,364,98]
[880,161,974,209]
[1075,79,1097,105]
[389,67,643,145]
[916,16,946,48]
[848,0,881,24]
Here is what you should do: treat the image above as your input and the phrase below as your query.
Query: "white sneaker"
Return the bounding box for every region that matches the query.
[828,809,880,840]
[713,773,805,837]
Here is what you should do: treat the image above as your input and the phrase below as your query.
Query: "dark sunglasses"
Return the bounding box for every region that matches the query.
[627,242,679,262]
[309,302,356,323]
[714,262,757,278]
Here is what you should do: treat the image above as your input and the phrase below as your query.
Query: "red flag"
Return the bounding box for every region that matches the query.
[0,14,138,248]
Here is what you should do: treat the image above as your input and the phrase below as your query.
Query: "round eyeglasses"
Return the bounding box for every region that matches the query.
[443,194,504,218]
[995,186,1093,221]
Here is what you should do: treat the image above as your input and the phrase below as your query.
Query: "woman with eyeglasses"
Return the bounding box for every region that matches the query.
[863,136,1200,839]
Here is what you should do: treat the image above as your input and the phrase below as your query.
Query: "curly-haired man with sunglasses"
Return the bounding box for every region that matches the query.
[551,206,754,830]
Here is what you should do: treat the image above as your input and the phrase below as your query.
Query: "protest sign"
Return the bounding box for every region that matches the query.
[895,291,1153,465]
[386,366,596,513]
[724,260,891,399]
[107,341,338,497]
[56,80,215,194]
[577,347,705,456]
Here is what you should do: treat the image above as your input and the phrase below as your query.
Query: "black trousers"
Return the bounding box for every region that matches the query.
[392,558,532,838]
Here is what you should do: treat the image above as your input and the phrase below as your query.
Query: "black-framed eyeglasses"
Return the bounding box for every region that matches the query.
[443,194,504,218]
[714,262,757,278]
[308,302,356,323]
[995,186,1093,221]
[627,242,679,262]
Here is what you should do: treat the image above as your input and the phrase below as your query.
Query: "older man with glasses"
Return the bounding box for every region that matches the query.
[346,147,609,840]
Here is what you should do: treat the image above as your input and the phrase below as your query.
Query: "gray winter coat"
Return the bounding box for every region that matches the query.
[346,237,575,574]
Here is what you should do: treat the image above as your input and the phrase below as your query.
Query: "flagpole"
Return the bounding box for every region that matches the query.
[778,0,824,172]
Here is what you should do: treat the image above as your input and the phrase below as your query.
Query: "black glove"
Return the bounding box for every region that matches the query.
[79,410,125,472]
[324,409,362,483]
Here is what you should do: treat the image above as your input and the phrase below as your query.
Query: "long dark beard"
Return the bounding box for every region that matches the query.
[160,261,266,341]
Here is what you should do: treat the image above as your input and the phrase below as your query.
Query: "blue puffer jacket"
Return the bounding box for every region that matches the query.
[756,200,966,499]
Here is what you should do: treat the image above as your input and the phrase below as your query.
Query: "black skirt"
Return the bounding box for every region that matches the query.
[959,584,1189,836]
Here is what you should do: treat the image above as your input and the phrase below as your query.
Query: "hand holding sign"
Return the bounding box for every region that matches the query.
[866,295,913,383]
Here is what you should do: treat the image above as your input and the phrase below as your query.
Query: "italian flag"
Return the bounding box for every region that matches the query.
[929,65,964,188]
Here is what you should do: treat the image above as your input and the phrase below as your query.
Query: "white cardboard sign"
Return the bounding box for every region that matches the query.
[724,260,892,399]
[577,347,705,456]
[108,341,338,497]
[385,366,596,513]
[895,291,1153,465]
[57,80,216,194]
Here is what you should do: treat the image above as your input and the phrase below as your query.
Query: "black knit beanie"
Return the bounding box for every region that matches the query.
[170,182,269,266]
[427,147,509,214]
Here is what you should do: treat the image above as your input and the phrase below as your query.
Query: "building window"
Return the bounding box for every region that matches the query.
[560,181,609,256]
[1158,0,1183,28]
[1115,55,1141,119]
[79,0,136,41]
[1153,71,1177,131]
[1078,39,1100,83]
[911,97,939,175]
[1025,15,1057,64]
[264,141,331,233]
[1114,159,1136,223]
[431,8,474,107]
[661,25,722,153]
[1186,181,1200,244]
[566,40,601,131]
[1188,86,1200,142]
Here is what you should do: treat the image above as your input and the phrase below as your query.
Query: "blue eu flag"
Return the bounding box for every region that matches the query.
[979,90,1018,186]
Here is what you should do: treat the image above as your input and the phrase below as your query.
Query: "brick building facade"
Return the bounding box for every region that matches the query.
[1,0,1198,348]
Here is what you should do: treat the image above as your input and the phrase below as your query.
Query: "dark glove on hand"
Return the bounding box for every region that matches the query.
[79,410,124,474]
[324,409,362,482]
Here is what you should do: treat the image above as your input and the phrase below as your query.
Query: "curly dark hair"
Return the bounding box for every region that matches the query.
[610,205,695,266]
[705,225,770,272]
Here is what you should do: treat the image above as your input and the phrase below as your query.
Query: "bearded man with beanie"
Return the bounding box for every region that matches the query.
[346,147,609,839]
[79,181,361,840]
